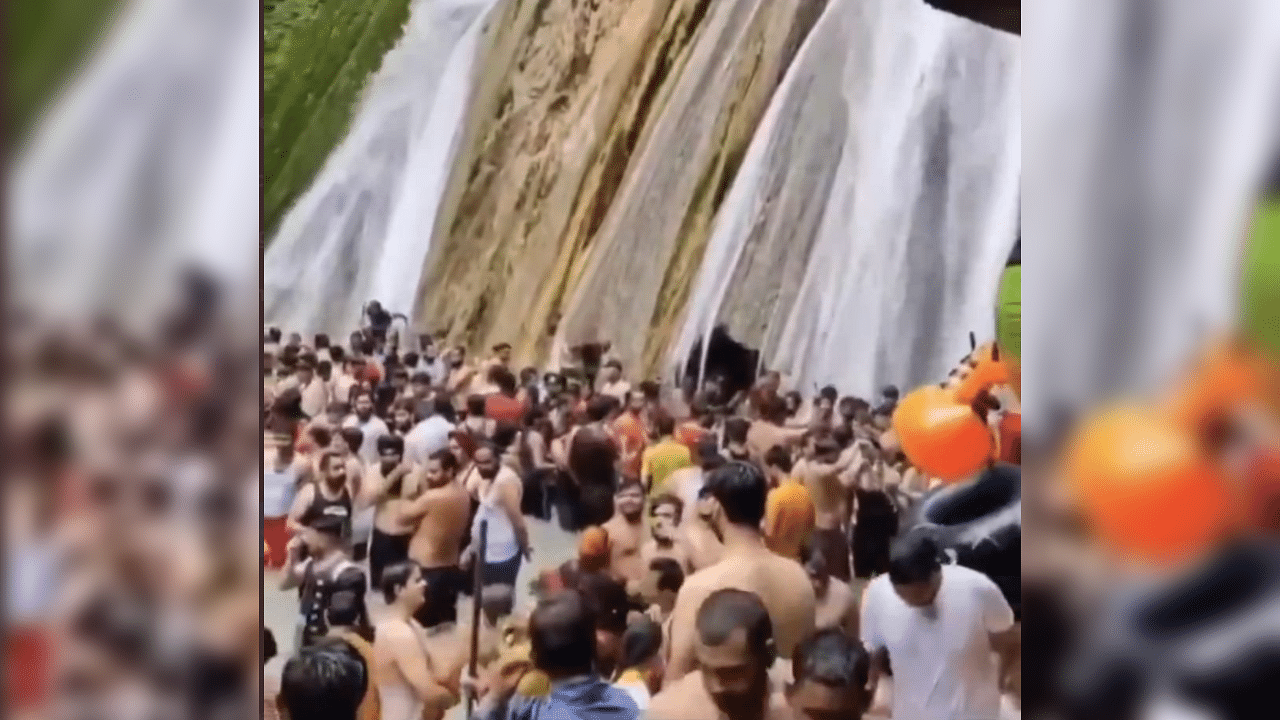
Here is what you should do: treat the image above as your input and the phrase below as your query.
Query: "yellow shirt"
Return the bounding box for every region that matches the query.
[641,438,693,498]
[764,480,815,561]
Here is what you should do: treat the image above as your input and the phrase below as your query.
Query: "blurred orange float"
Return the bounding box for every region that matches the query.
[893,385,996,482]
[1065,404,1239,564]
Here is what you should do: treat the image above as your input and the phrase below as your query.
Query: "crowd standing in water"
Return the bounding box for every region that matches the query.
[264,303,1021,720]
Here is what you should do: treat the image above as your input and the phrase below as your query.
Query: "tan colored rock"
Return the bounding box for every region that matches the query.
[414,0,825,376]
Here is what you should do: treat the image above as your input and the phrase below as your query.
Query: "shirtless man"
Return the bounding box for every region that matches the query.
[399,449,472,628]
[787,629,873,720]
[723,417,754,463]
[642,494,691,572]
[357,435,416,589]
[664,462,816,685]
[602,479,648,592]
[684,486,726,572]
[649,589,795,720]
[371,562,457,720]
[795,435,857,583]
[803,546,858,637]
[746,395,808,464]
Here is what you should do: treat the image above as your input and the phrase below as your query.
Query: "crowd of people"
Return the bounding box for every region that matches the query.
[264,308,1021,720]
[9,272,262,720]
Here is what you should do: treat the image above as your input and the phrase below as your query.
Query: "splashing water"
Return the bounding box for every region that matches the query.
[263,0,496,336]
[674,0,1020,396]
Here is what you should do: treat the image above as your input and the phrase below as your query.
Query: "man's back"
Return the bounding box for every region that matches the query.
[408,482,471,568]
[665,551,816,684]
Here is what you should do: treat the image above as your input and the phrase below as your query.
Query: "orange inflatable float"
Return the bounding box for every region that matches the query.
[1065,404,1238,564]
[1063,339,1276,564]
[893,338,1011,482]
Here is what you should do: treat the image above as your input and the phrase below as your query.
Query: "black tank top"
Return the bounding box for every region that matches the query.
[299,483,352,537]
[568,425,618,489]
[854,487,898,532]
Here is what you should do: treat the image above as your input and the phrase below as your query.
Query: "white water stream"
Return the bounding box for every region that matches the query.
[10,0,260,325]
[263,0,496,336]
[674,0,1020,397]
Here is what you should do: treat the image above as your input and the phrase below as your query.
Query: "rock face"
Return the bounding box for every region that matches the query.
[415,0,1021,394]
[413,0,828,372]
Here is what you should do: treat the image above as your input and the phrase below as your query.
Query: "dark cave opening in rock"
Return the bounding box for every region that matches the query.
[681,325,762,402]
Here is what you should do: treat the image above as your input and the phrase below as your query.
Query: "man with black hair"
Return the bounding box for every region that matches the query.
[796,431,858,583]
[405,395,457,467]
[747,394,808,464]
[485,367,527,425]
[873,386,899,418]
[642,494,691,572]
[326,592,379,720]
[664,462,815,685]
[343,390,390,464]
[722,416,754,463]
[468,589,640,720]
[401,448,473,629]
[787,628,872,720]
[281,514,365,647]
[373,561,458,720]
[576,571,632,678]
[277,639,369,720]
[860,532,1018,720]
[640,556,685,626]
[649,589,793,720]
[565,395,621,528]
[359,434,414,588]
[598,358,631,402]
[803,546,858,638]
[602,479,648,591]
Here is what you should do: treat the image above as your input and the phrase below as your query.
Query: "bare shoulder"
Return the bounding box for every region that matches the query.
[648,673,706,718]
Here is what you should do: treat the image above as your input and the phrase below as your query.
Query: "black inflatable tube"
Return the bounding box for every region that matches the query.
[923,0,1020,35]
[900,462,1022,618]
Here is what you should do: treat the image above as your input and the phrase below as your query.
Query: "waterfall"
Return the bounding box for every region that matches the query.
[673,0,1020,397]
[10,0,261,324]
[263,0,496,336]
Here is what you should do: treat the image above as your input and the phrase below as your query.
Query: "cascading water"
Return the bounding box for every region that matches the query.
[263,0,496,336]
[673,0,1020,397]
[10,0,260,324]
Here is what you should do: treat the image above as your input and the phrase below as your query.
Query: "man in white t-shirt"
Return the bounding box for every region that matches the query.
[860,533,1019,720]
[403,396,456,467]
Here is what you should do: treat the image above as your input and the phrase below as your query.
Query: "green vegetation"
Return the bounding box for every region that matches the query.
[264,0,413,241]
[1245,202,1280,360]
[7,0,124,150]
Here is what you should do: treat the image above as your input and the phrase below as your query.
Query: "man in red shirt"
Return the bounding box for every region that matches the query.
[675,399,713,453]
[485,367,528,424]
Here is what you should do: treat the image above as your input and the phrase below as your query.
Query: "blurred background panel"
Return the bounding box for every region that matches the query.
[5,1,260,719]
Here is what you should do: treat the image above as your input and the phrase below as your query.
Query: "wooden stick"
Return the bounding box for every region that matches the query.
[465,520,488,719]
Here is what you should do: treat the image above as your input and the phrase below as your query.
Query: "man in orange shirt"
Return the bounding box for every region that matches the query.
[612,391,648,480]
